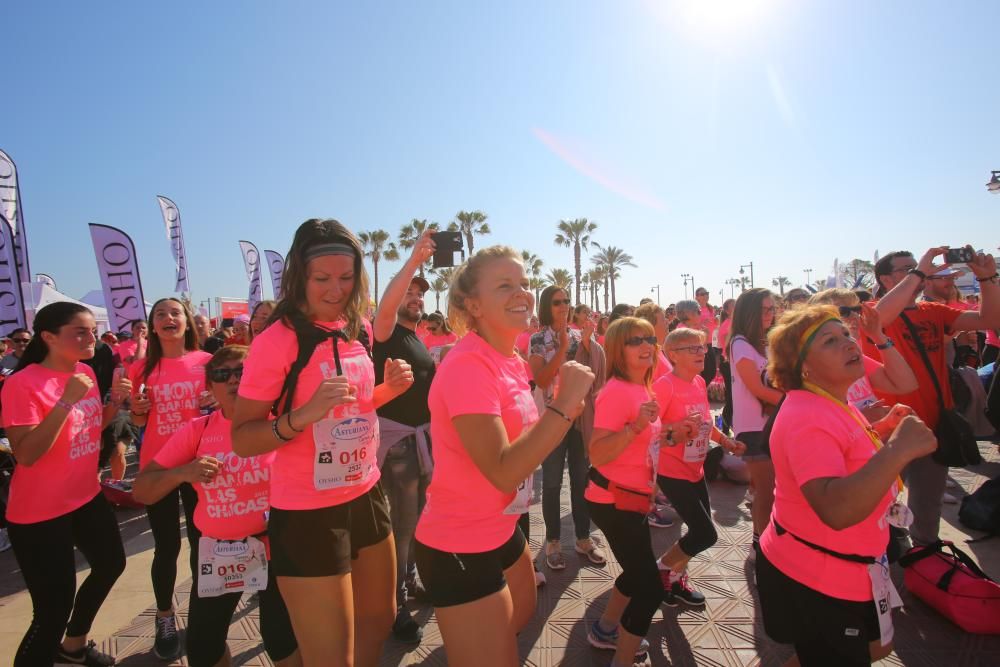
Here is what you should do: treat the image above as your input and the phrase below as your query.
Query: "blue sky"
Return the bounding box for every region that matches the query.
[5,0,998,315]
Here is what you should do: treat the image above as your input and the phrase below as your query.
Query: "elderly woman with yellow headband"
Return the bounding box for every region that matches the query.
[755,305,937,667]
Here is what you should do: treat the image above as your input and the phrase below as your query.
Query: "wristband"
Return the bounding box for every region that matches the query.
[272,418,292,442]
[907,269,927,280]
[56,398,76,412]
[285,411,303,433]
[875,339,894,350]
[976,273,999,283]
[546,405,573,424]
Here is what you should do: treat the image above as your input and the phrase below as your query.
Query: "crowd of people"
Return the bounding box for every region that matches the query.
[0,222,996,667]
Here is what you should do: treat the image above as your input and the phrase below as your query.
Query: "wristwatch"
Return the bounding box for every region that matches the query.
[875,339,894,350]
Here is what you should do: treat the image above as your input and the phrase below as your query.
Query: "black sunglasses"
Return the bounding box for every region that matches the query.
[11,337,30,344]
[624,336,658,347]
[838,305,863,318]
[208,366,244,383]
[551,298,571,307]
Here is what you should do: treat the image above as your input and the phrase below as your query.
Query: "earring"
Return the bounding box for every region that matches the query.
[802,370,810,379]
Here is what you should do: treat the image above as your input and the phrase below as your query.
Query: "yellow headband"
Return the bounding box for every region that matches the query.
[797,315,840,368]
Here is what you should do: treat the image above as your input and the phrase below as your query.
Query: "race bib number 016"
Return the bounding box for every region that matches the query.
[313,411,378,490]
[197,536,267,598]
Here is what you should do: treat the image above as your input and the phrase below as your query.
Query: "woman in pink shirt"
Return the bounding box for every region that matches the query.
[422,311,459,364]
[634,302,671,380]
[1,302,131,667]
[129,298,213,659]
[413,246,594,667]
[758,306,937,666]
[718,298,736,432]
[583,317,664,665]
[232,219,414,667]
[652,328,745,608]
[135,346,300,667]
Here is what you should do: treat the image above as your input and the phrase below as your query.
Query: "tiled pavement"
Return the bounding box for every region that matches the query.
[92,439,1000,666]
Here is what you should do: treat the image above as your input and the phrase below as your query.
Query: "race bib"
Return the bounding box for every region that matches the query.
[867,553,903,646]
[683,421,712,463]
[503,473,534,515]
[197,536,268,598]
[313,410,378,490]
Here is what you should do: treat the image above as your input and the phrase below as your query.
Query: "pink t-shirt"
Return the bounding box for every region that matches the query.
[515,330,534,358]
[155,411,274,541]
[585,378,661,504]
[423,331,459,364]
[845,355,883,410]
[651,350,672,381]
[118,339,139,361]
[761,390,893,601]
[700,306,717,342]
[415,332,539,552]
[987,330,1000,348]
[130,351,212,469]
[718,319,732,357]
[653,373,711,482]
[2,364,104,523]
[239,319,379,511]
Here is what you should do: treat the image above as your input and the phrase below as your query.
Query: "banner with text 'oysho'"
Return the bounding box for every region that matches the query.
[0,149,31,287]
[0,214,27,336]
[239,240,262,313]
[156,195,190,294]
[264,249,284,300]
[89,223,148,332]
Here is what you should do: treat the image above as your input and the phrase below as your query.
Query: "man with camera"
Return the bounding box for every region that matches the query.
[372,231,438,644]
[868,245,999,546]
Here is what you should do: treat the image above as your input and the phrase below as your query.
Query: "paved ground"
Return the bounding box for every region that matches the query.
[2,441,999,666]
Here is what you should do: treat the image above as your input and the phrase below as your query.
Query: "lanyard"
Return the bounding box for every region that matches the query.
[802,382,903,496]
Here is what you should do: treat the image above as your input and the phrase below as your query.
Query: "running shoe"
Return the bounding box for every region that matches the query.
[55,640,115,666]
[647,510,674,528]
[575,537,607,566]
[534,564,546,588]
[544,540,567,570]
[153,614,180,660]
[405,572,429,602]
[0,527,10,553]
[586,620,650,655]
[662,572,705,607]
[391,605,423,644]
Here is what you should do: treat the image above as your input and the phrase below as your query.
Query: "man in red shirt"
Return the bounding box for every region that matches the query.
[867,246,999,545]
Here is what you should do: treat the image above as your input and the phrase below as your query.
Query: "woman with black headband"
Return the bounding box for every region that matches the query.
[233,219,414,667]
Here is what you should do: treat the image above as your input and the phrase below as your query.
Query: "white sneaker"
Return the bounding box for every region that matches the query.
[0,528,10,553]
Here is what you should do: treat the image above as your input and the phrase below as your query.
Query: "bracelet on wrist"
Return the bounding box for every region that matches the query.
[875,338,894,350]
[907,268,927,280]
[546,404,573,424]
[271,418,292,443]
[286,411,303,433]
[56,398,76,412]
[976,273,999,283]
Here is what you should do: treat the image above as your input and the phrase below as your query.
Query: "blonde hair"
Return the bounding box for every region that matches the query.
[808,288,859,308]
[447,245,522,337]
[605,317,657,389]
[664,328,705,365]
[634,302,664,328]
[766,305,840,392]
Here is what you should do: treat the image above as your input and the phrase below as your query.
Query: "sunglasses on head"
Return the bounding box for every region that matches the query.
[551,298,571,307]
[624,336,658,347]
[838,305,863,318]
[208,366,244,383]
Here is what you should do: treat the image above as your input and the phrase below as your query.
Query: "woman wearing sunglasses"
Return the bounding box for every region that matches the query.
[529,286,606,570]
[634,302,672,380]
[423,311,458,365]
[584,317,662,665]
[135,346,301,667]
[808,289,918,437]
[652,328,746,608]
[129,297,213,660]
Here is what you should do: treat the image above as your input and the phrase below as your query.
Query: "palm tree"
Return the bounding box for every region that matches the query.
[430,274,449,311]
[398,218,440,278]
[521,250,544,281]
[554,218,597,305]
[447,210,490,255]
[359,230,399,306]
[529,276,547,302]
[772,276,791,296]
[545,268,573,290]
[589,266,608,312]
[591,244,635,307]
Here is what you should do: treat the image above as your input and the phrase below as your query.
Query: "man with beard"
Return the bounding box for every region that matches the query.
[372,231,437,644]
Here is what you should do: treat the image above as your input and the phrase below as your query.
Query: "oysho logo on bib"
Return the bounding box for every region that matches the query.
[331,417,373,441]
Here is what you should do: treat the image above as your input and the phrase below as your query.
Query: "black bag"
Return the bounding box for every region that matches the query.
[959,477,1000,540]
[899,312,981,467]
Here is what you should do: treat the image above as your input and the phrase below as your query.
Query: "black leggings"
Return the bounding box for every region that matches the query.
[657,475,718,557]
[186,566,297,666]
[146,483,200,611]
[720,359,734,432]
[586,500,662,637]
[8,493,126,667]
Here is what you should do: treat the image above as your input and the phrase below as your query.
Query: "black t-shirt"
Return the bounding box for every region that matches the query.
[374,323,435,426]
[203,336,224,354]
[82,341,117,400]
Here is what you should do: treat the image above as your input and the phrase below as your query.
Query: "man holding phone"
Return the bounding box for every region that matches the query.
[868,245,999,546]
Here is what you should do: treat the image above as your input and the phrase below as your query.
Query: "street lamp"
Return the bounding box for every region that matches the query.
[650,284,661,306]
[681,273,692,299]
[804,268,813,285]
[989,170,1000,194]
[739,262,755,289]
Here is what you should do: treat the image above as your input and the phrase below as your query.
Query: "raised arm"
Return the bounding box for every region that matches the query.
[372,231,435,342]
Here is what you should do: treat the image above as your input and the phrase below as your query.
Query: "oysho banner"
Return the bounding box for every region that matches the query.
[89,223,148,332]
[156,195,190,293]
[264,249,284,300]
[0,214,27,336]
[0,149,31,287]
[239,240,262,313]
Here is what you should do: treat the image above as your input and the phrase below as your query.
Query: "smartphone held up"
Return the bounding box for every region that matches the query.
[431,231,465,268]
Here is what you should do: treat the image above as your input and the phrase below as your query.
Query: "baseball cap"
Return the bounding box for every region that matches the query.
[410,276,430,293]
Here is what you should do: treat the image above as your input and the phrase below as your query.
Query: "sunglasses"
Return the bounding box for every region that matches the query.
[11,337,30,344]
[926,274,956,281]
[624,336,658,347]
[208,366,244,383]
[671,344,708,354]
[838,305,863,318]
[551,298,571,307]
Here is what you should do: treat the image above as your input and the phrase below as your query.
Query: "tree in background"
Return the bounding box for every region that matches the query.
[398,218,439,278]
[359,230,399,305]
[591,244,635,307]
[529,277,547,302]
[554,218,597,306]
[448,210,490,255]
[772,276,791,296]
[430,273,449,312]
[521,250,544,282]
[841,258,875,289]
[589,266,609,312]
[544,268,573,290]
